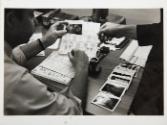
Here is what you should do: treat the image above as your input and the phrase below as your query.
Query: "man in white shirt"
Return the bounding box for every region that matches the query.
[4,9,89,115]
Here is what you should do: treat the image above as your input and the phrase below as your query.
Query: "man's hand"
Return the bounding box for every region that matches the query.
[68,50,89,73]
[99,22,121,35]
[99,22,137,39]
[68,50,89,105]
[40,21,68,48]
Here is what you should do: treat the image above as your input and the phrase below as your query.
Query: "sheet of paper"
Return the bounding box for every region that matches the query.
[40,51,75,78]
[108,37,126,45]
[132,45,152,67]
[120,40,138,61]
[99,43,117,51]
[32,51,75,85]
[134,45,153,60]
[82,22,101,35]
[55,21,101,59]
[58,34,100,60]
[31,65,72,85]
[120,39,152,67]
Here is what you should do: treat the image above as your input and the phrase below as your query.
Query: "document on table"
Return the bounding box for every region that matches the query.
[58,34,100,59]
[120,40,152,67]
[58,20,101,60]
[32,51,75,85]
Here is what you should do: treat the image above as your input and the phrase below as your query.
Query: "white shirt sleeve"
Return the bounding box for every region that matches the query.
[12,44,27,66]
[5,53,83,115]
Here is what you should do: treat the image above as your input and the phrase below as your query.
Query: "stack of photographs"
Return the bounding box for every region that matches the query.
[91,63,137,112]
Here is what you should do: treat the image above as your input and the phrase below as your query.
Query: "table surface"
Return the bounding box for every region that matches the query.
[85,42,144,115]
[26,40,144,115]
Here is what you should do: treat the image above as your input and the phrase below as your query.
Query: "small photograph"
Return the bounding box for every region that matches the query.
[108,74,132,88]
[110,75,131,84]
[56,23,82,35]
[66,24,82,35]
[113,65,136,77]
[112,71,131,78]
[92,92,120,112]
[100,82,126,97]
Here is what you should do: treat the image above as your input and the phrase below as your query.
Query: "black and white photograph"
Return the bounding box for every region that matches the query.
[3,7,164,117]
[91,92,120,112]
[109,75,131,85]
[100,82,126,97]
[1,0,167,124]
[66,24,82,34]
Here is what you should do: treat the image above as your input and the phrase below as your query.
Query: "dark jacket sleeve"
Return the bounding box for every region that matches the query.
[137,23,162,46]
[136,9,163,47]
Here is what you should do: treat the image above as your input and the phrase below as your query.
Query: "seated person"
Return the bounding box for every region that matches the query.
[99,9,163,115]
[4,9,89,115]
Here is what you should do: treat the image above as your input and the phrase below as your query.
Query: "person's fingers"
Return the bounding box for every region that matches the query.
[55,29,67,37]
[100,23,107,30]
[98,32,105,41]
[52,21,68,27]
[99,26,108,34]
[56,21,69,25]
[72,49,81,55]
[50,21,68,31]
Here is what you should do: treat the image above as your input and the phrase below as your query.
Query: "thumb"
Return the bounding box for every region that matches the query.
[55,29,67,37]
[100,23,107,30]
[99,26,107,33]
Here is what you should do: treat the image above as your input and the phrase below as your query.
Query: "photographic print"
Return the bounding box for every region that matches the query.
[100,82,126,97]
[3,8,164,116]
[91,92,121,112]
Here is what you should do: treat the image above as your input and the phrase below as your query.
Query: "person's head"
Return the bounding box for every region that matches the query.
[5,9,36,48]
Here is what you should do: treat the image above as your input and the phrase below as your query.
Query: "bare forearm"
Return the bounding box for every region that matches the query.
[70,69,88,104]
[20,39,44,60]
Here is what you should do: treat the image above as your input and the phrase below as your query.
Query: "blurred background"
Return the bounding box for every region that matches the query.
[62,9,160,24]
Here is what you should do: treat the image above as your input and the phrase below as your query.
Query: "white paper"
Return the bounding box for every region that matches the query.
[134,45,153,60]
[120,40,152,67]
[82,21,101,35]
[108,37,126,45]
[58,35,100,60]
[32,51,75,85]
[120,40,139,61]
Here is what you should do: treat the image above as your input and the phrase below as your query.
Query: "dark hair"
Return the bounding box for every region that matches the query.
[5,9,25,20]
